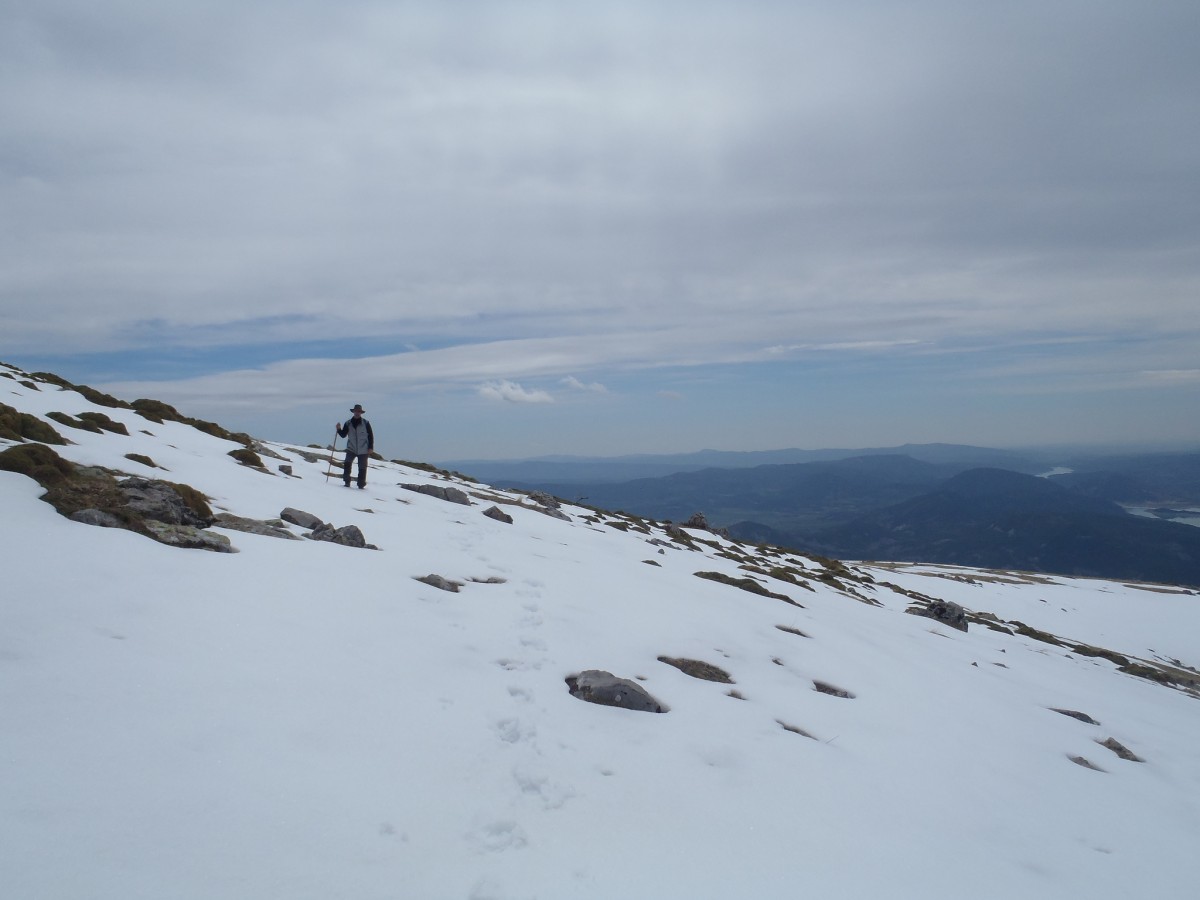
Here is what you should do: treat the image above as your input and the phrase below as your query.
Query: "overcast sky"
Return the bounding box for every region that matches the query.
[3,0,1198,460]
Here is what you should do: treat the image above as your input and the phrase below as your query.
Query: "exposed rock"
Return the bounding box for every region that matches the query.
[681,511,729,537]
[483,505,514,524]
[252,442,288,461]
[309,523,368,548]
[144,521,234,552]
[416,574,463,593]
[1097,737,1144,762]
[290,449,326,464]
[214,513,301,540]
[280,507,323,529]
[566,670,667,713]
[401,483,471,505]
[118,477,214,528]
[278,464,293,476]
[908,598,969,632]
[813,680,856,699]
[665,524,699,547]
[69,508,125,528]
[1068,755,1106,772]
[528,491,560,509]
[694,570,803,607]
[658,656,733,683]
[1050,708,1100,726]
[778,720,816,739]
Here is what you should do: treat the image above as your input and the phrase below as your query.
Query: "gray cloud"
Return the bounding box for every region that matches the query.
[2,1,1198,451]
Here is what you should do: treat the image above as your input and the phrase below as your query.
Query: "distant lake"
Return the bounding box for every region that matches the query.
[1125,506,1200,529]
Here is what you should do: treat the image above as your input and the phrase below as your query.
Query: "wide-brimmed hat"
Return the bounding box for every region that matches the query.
[350,404,365,413]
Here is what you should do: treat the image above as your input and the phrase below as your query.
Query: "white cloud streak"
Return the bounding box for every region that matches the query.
[477,380,554,405]
[561,376,607,393]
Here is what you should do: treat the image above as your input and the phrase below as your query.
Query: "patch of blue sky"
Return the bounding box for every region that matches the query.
[15,334,418,385]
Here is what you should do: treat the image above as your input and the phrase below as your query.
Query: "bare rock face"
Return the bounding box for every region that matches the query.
[566,670,667,713]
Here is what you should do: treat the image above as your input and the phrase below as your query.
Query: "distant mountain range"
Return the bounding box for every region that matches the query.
[440,443,1043,485]
[445,444,1200,586]
[807,467,1200,586]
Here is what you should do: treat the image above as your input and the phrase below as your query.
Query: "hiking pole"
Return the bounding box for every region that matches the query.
[325,429,340,482]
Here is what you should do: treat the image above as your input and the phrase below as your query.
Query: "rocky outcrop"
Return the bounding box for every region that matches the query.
[682,511,729,538]
[214,513,301,540]
[402,483,472,505]
[657,656,733,683]
[144,521,234,552]
[277,507,374,549]
[280,507,323,529]
[289,448,327,464]
[528,491,560,509]
[1,446,224,555]
[309,522,369,548]
[118,476,214,528]
[69,509,125,528]
[908,598,969,632]
[416,574,463,593]
[483,505,513,524]
[566,670,667,713]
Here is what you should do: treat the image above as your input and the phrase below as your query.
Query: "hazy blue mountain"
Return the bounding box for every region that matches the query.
[807,468,1200,586]
[504,454,972,535]
[442,443,1041,485]
[1049,451,1200,503]
[453,444,1200,585]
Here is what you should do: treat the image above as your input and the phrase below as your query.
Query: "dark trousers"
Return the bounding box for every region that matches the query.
[343,452,368,487]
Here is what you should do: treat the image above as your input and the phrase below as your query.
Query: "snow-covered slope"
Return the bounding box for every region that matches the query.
[2,365,1199,900]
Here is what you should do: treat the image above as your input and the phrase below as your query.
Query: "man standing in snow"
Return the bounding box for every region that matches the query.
[336,404,374,489]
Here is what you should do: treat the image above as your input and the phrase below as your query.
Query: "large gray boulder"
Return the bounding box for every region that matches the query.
[309,522,368,548]
[909,598,969,632]
[144,521,234,553]
[482,505,513,524]
[528,491,560,509]
[118,477,212,528]
[566,670,667,713]
[280,507,323,529]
